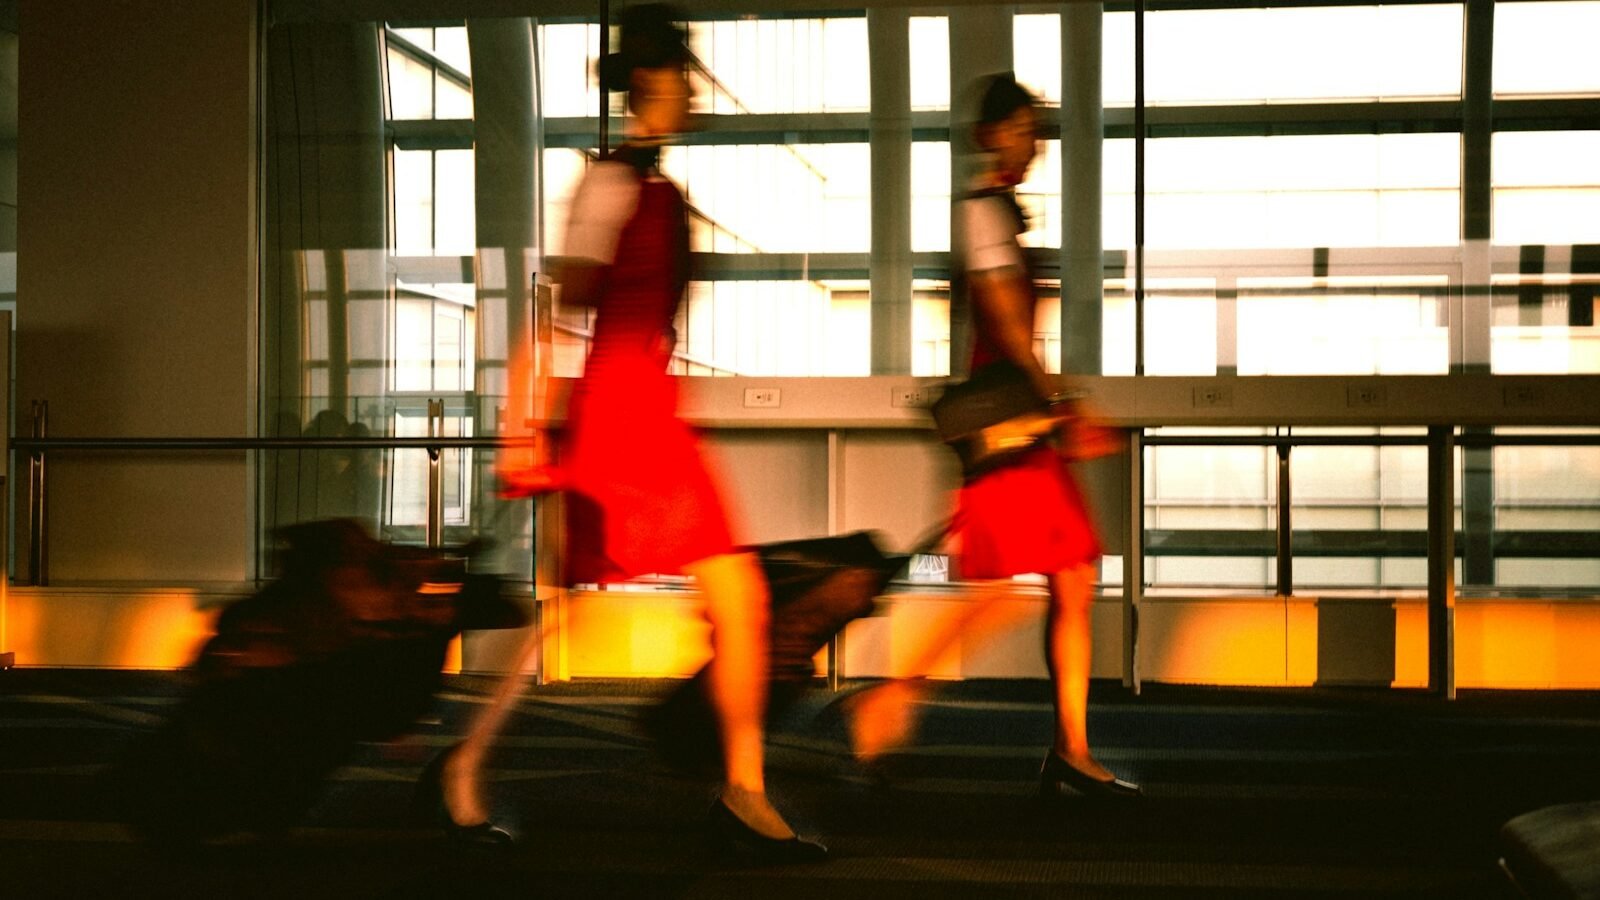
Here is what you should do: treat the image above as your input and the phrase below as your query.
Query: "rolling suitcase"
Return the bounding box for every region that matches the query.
[641,529,935,772]
[116,519,522,844]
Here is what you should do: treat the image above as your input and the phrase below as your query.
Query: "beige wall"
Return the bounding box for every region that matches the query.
[18,0,258,581]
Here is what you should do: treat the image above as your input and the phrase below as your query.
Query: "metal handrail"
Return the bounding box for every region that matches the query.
[12,401,543,587]
[13,436,522,452]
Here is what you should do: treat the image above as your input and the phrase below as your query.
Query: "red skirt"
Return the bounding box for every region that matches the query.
[561,368,734,584]
[952,445,1102,579]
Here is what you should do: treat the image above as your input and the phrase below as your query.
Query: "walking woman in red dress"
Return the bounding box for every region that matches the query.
[846,74,1139,799]
[420,5,826,861]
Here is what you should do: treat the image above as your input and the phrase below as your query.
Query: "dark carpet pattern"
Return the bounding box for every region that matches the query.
[3,670,1598,899]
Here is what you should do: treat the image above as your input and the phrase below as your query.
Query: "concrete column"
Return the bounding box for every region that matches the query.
[947,5,1014,376]
[1060,4,1103,376]
[468,18,541,403]
[869,7,912,375]
[1456,0,1494,376]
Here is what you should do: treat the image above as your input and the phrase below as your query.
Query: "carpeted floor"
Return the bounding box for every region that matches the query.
[3,669,1597,899]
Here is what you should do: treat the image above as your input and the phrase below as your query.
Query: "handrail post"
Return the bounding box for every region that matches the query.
[1122,428,1143,693]
[28,401,47,587]
[1,474,12,669]
[426,399,444,548]
[1276,441,1292,598]
[1427,425,1457,699]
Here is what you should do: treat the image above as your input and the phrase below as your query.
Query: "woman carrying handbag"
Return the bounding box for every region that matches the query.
[845,74,1139,801]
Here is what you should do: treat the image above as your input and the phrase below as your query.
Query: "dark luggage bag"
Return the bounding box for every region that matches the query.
[116,519,522,844]
[641,530,910,771]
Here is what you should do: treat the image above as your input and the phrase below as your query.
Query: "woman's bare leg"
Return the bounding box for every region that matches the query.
[849,582,1024,760]
[439,624,543,826]
[1044,563,1114,779]
[684,551,795,840]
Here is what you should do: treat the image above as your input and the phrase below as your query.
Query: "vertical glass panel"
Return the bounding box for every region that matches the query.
[1490,133,1600,374]
[912,279,951,377]
[393,296,434,392]
[1017,140,1062,250]
[432,26,471,74]
[387,45,435,119]
[436,77,473,119]
[1143,280,1220,377]
[1491,431,1600,590]
[1492,132,1600,247]
[393,148,433,254]
[911,141,950,253]
[1494,1,1600,97]
[1146,430,1277,589]
[688,17,868,114]
[909,17,950,111]
[1290,430,1430,589]
[538,22,602,118]
[433,149,476,255]
[1100,5,1462,107]
[1013,14,1060,105]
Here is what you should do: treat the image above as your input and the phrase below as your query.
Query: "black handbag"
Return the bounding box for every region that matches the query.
[929,360,1059,477]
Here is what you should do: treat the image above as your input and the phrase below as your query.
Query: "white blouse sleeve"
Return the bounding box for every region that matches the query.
[563,161,642,265]
[959,195,1025,275]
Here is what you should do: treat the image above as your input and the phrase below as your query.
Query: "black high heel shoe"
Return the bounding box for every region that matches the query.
[1039,751,1142,799]
[414,746,514,847]
[707,798,829,865]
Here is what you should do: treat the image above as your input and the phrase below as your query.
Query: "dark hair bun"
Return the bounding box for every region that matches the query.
[599,4,688,93]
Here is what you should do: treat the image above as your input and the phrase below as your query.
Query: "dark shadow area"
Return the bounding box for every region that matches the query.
[3,671,1598,899]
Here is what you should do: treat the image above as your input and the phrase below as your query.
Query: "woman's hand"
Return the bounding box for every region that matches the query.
[1053,399,1126,462]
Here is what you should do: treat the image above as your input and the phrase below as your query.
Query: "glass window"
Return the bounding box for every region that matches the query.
[1114,6,1461,106]
[1145,430,1277,589]
[387,25,473,120]
[662,143,870,253]
[911,141,950,253]
[1490,281,1600,375]
[1013,14,1060,105]
[539,22,603,118]
[688,17,868,114]
[393,148,475,256]
[1494,1,1600,97]
[909,17,950,111]
[1291,430,1431,589]
[1104,134,1461,250]
[1022,7,1461,106]
[912,279,951,377]
[677,280,869,376]
[1489,432,1600,590]
[1236,277,1451,376]
[1492,131,1600,247]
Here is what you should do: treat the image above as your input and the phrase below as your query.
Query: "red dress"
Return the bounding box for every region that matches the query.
[561,163,735,584]
[951,199,1102,580]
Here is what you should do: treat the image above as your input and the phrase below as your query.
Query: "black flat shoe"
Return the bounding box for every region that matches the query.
[707,799,828,865]
[1039,751,1141,799]
[414,746,515,847]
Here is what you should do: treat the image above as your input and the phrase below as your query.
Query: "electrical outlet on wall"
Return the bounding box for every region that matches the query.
[743,387,781,408]
[1346,385,1387,408]
[891,386,932,408]
[1192,385,1233,408]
